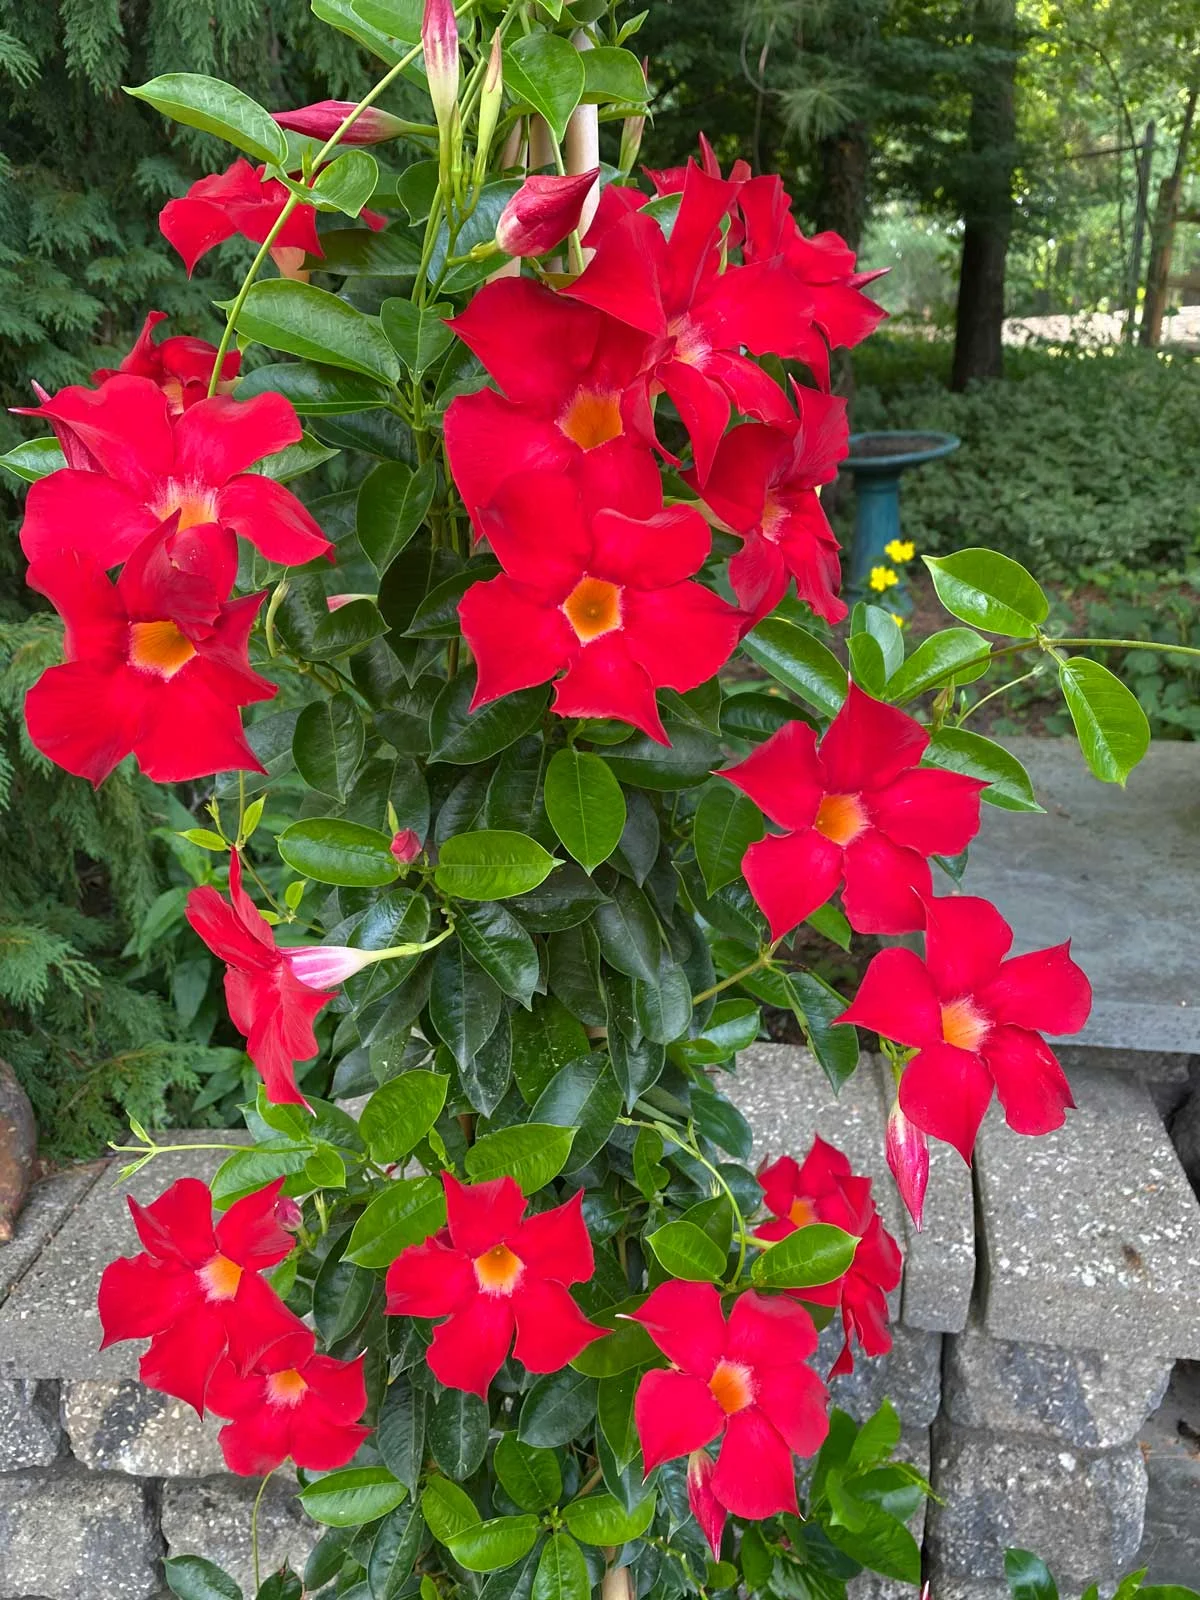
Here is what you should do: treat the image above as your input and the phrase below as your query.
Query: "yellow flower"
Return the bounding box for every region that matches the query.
[884,539,915,563]
[869,566,899,592]
[890,612,905,628]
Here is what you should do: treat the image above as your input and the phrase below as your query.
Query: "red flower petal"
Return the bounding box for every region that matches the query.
[511,1278,606,1371]
[139,1302,228,1413]
[289,1412,371,1473]
[740,827,844,943]
[450,276,608,401]
[19,375,174,491]
[444,389,572,523]
[661,360,732,485]
[428,1292,515,1398]
[898,1041,995,1162]
[983,1024,1075,1136]
[726,1289,819,1369]
[510,1190,594,1285]
[205,1358,261,1420]
[478,472,593,591]
[711,1406,799,1519]
[445,1172,527,1256]
[134,672,267,783]
[923,895,1013,1000]
[186,885,273,973]
[226,1269,313,1374]
[758,1153,803,1219]
[23,662,145,786]
[243,966,331,1108]
[174,393,302,485]
[303,1351,369,1425]
[634,1368,725,1472]
[720,721,824,832]
[215,1178,293,1269]
[868,767,986,857]
[836,947,942,1048]
[818,684,927,794]
[840,831,931,935]
[97,1255,196,1345]
[128,1176,218,1265]
[460,575,574,707]
[977,943,1092,1036]
[688,1451,726,1559]
[566,210,668,337]
[590,505,711,589]
[20,471,157,567]
[215,474,332,565]
[216,1407,294,1475]
[631,1280,728,1375]
[619,583,741,695]
[551,635,664,742]
[753,1363,830,1457]
[159,196,241,275]
[386,1236,477,1318]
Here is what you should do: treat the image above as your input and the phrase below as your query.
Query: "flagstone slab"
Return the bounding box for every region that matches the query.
[0,1163,105,1307]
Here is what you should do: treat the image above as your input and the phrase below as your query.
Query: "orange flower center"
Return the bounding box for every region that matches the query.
[198,1253,243,1302]
[474,1243,524,1297]
[149,477,219,531]
[788,1197,819,1227]
[708,1359,755,1415]
[558,387,623,451]
[940,996,990,1051]
[814,792,868,847]
[128,619,197,679]
[266,1368,309,1408]
[563,575,623,643]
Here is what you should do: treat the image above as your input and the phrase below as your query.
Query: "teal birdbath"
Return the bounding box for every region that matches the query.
[842,431,960,608]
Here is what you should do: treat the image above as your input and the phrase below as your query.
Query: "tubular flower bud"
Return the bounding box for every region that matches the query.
[473,30,504,187]
[886,1098,931,1231]
[618,59,649,173]
[283,945,381,991]
[494,170,601,258]
[274,1196,304,1232]
[687,1450,726,1558]
[272,101,411,145]
[422,0,460,137]
[390,829,423,864]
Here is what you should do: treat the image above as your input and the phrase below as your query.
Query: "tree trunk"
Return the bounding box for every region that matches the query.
[815,121,870,253]
[950,0,1019,392]
[1139,87,1198,347]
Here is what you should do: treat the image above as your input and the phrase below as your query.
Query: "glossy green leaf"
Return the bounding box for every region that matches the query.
[851,602,905,679]
[519,1370,597,1449]
[429,672,548,764]
[448,1516,540,1573]
[430,1388,489,1481]
[693,785,765,895]
[359,1071,448,1163]
[428,179,521,291]
[311,222,423,277]
[602,721,722,789]
[429,940,502,1069]
[1004,1549,1060,1600]
[367,1501,425,1600]
[381,297,457,376]
[923,549,1048,638]
[596,1370,640,1470]
[456,901,540,1006]
[789,970,859,1092]
[0,436,65,484]
[824,1499,921,1583]
[647,1219,726,1282]
[278,818,398,887]
[353,0,423,40]
[310,149,379,217]
[408,565,498,638]
[632,957,692,1045]
[886,626,990,701]
[504,33,585,140]
[314,0,404,60]
[742,616,847,715]
[233,279,400,384]
[494,1434,563,1512]
[126,73,287,164]
[673,998,761,1065]
[236,360,391,415]
[581,46,650,103]
[356,460,436,574]
[210,1143,309,1208]
[465,1122,576,1192]
[300,1466,408,1526]
[532,1534,589,1600]
[1059,656,1151,785]
[511,999,590,1103]
[422,1477,480,1543]
[163,1555,242,1600]
[593,876,660,983]
[544,749,627,872]
[562,1492,655,1545]
[751,1222,858,1288]
[435,830,558,901]
[292,694,364,799]
[924,727,1043,813]
[529,1054,622,1169]
[255,431,339,483]
[376,1377,428,1492]
[345,1175,446,1267]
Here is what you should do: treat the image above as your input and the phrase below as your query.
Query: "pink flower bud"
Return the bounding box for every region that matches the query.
[283,944,378,991]
[272,101,410,146]
[494,170,601,257]
[390,829,422,864]
[422,0,459,134]
[326,592,373,611]
[886,1098,930,1231]
[686,1450,725,1558]
[275,1195,304,1231]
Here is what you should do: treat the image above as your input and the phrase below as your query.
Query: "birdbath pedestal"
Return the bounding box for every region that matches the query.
[842,431,960,605]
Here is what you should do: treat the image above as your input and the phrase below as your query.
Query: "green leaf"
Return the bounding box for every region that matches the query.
[504,33,585,140]
[254,1569,301,1600]
[742,616,847,715]
[924,727,1043,813]
[345,1174,446,1267]
[519,1370,597,1449]
[511,999,591,1103]
[851,603,905,679]
[376,1378,428,1492]
[602,721,722,789]
[597,1369,641,1469]
[435,830,558,901]
[233,279,400,384]
[592,876,660,983]
[562,1492,655,1545]
[544,749,626,873]
[430,1387,489,1481]
[1004,1550,1060,1600]
[163,1556,243,1600]
[1059,656,1151,785]
[429,673,548,764]
[581,46,650,102]
[126,73,287,164]
[429,940,502,1070]
[359,1071,449,1163]
[494,1434,563,1512]
[0,435,65,484]
[256,432,340,483]
[456,901,540,1006]
[673,998,760,1065]
[210,1144,309,1208]
[353,0,423,40]
[381,297,457,376]
[532,1534,590,1600]
[647,1219,726,1282]
[886,627,990,701]
[848,630,889,695]
[788,970,859,1093]
[368,1502,425,1600]
[751,1222,857,1288]
[312,222,423,278]
[278,818,398,888]
[693,785,765,895]
[448,1516,540,1573]
[465,1123,577,1192]
[300,1466,407,1526]
[236,361,391,415]
[357,460,437,574]
[460,1010,513,1116]
[292,694,364,800]
[529,1054,622,1169]
[310,149,379,217]
[923,549,1048,638]
[428,179,521,291]
[422,1477,480,1544]
[849,1400,902,1470]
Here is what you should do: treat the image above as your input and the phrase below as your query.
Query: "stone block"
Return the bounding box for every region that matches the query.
[64,1379,227,1477]
[0,1133,246,1382]
[825,1323,943,1431]
[944,1320,1172,1448]
[976,1067,1200,1359]
[161,1476,316,1598]
[1134,1362,1200,1587]
[0,1164,104,1306]
[925,1420,1147,1584]
[725,1044,975,1333]
[0,1466,161,1600]
[0,1378,64,1468]
[963,737,1200,1053]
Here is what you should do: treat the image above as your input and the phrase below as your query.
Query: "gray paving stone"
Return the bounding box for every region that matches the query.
[725,1044,975,1333]
[964,737,1200,1053]
[0,1164,104,1305]
[1135,1362,1200,1587]
[0,1467,161,1600]
[64,1379,227,1477]
[925,1420,1147,1584]
[824,1323,943,1430]
[0,1379,65,1468]
[161,1475,316,1597]
[0,1133,246,1382]
[977,1067,1200,1358]
[945,1318,1172,1448]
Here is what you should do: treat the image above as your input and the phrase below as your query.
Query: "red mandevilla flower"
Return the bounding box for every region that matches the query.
[385,1173,606,1398]
[838,894,1093,1161]
[186,851,337,1107]
[92,311,240,414]
[458,471,740,743]
[633,1282,828,1522]
[24,521,275,785]
[159,158,324,276]
[685,382,850,630]
[207,1340,370,1475]
[272,100,409,145]
[16,375,332,569]
[495,170,601,257]
[97,1177,309,1414]
[721,685,987,938]
[755,1138,902,1376]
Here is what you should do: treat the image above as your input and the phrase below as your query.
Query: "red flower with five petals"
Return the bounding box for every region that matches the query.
[384,1174,605,1398]
[25,521,275,785]
[208,1342,370,1475]
[92,311,240,414]
[17,375,332,569]
[755,1139,902,1377]
[721,686,987,937]
[186,851,336,1106]
[837,894,1092,1160]
[97,1177,309,1414]
[632,1282,828,1520]
[159,158,323,276]
[458,471,740,743]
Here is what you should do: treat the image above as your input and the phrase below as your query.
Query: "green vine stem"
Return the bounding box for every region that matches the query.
[902,630,1200,705]
[251,1467,275,1591]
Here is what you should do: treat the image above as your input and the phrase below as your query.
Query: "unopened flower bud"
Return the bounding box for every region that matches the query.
[326,592,373,611]
[494,169,600,257]
[390,829,423,864]
[686,1449,725,1558]
[618,59,649,173]
[283,944,378,991]
[886,1097,930,1231]
[472,30,504,187]
[272,101,410,146]
[275,1195,304,1231]
[422,0,459,137]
